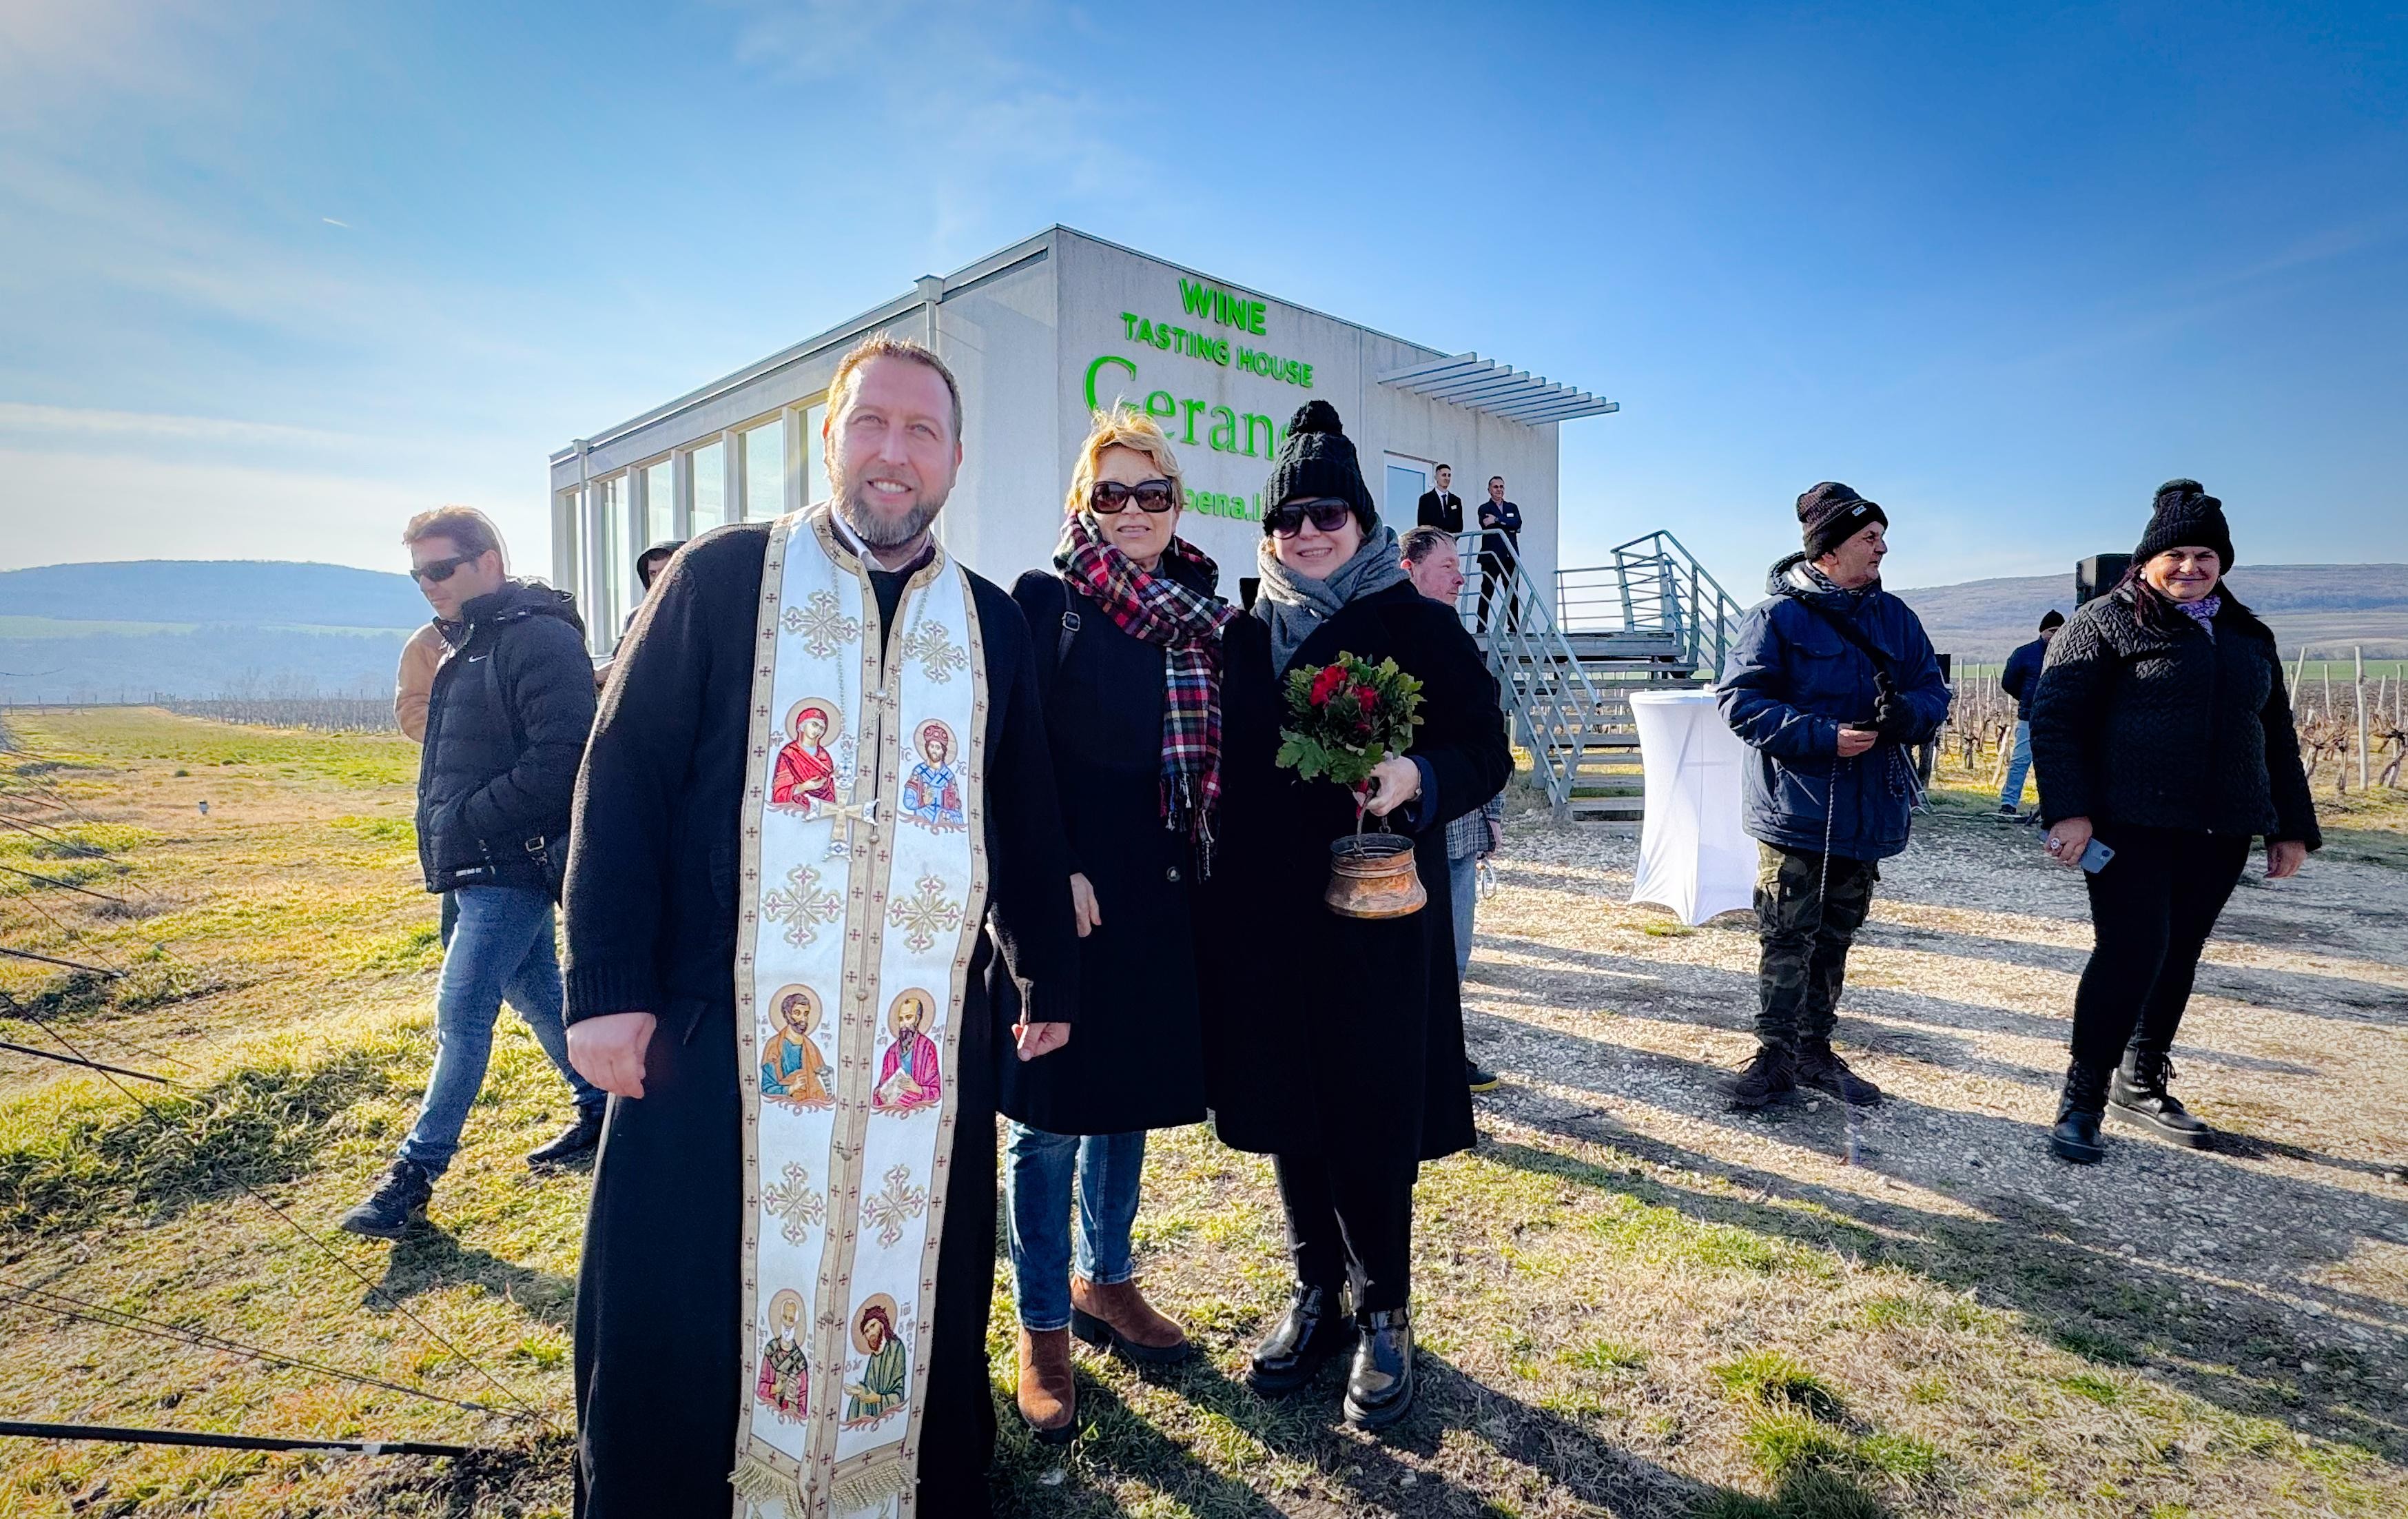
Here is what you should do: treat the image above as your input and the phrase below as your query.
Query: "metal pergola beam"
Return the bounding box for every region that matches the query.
[1377,351,1618,429]
[1494,396,1619,424]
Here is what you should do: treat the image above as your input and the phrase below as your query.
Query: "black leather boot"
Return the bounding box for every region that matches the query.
[526,1102,606,1168]
[2110,1051,2211,1148]
[1720,1044,1794,1109]
[2050,1063,2110,1165]
[1248,1283,1351,1395]
[1344,1307,1416,1430]
[1794,1041,1882,1105]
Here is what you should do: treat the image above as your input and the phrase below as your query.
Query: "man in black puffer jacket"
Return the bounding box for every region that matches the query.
[342,506,604,1238]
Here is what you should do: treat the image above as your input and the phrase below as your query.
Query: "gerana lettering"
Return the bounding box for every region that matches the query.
[1083,354,1286,467]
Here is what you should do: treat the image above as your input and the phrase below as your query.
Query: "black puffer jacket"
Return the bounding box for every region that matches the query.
[418,581,597,894]
[2029,588,2319,847]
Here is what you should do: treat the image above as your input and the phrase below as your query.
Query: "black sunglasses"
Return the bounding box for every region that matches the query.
[1091,478,1177,515]
[411,552,481,584]
[1267,500,1355,538]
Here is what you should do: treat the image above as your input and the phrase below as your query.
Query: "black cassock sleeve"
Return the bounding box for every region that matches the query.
[974,578,1082,1028]
[562,536,721,1023]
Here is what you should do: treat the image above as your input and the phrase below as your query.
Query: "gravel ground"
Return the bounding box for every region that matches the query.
[1467,802,2408,1461]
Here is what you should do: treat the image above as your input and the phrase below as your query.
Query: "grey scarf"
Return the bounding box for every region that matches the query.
[1253,524,1409,672]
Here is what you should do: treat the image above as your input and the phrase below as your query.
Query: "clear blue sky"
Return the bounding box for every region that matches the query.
[3,0,2402,592]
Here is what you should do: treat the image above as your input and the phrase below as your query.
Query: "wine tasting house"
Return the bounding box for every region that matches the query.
[548,225,1617,651]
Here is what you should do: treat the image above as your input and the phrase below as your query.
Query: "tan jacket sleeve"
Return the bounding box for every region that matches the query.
[395,622,449,743]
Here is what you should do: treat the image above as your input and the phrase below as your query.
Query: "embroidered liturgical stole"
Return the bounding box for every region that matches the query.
[730,506,989,1519]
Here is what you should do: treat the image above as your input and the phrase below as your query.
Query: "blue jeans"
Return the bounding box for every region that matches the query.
[1999,720,2034,809]
[1449,850,1481,982]
[398,884,598,1177]
[1004,1123,1144,1332]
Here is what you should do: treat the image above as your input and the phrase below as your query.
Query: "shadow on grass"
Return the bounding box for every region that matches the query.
[373,1223,577,1330]
[0,1043,399,1238]
[349,1428,577,1518]
[1477,930,2400,1211]
[993,1338,1872,1518]
[1478,1074,2408,1464]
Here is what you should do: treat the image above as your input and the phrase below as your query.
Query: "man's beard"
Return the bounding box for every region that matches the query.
[834,476,947,549]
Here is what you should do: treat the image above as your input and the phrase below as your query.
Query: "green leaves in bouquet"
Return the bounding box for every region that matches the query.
[1276,652,1426,787]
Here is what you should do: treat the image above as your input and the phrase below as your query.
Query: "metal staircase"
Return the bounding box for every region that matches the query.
[1450,529,1744,819]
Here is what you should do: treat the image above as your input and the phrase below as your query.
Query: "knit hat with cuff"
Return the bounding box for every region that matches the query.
[1798,481,1889,560]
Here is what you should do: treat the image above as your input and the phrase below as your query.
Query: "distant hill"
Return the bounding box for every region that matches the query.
[0,560,429,630]
[1892,564,2408,662]
[0,560,438,704]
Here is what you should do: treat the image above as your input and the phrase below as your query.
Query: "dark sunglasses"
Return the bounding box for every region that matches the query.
[1090,478,1177,515]
[1267,500,1355,538]
[411,553,480,584]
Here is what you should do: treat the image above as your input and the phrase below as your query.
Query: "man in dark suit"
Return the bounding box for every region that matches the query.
[1475,475,1524,633]
[1415,464,1463,533]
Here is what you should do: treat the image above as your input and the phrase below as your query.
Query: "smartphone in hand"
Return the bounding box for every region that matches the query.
[2077,837,2115,874]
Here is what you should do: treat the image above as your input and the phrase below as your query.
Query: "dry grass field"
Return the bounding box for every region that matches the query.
[3,710,2404,1518]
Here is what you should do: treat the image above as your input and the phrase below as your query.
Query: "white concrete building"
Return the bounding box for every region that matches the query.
[550,227,1615,652]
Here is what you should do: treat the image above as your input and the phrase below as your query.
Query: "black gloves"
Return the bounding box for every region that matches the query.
[1871,673,1918,742]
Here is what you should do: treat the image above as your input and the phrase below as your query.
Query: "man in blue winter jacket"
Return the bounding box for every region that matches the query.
[1714,483,1952,1109]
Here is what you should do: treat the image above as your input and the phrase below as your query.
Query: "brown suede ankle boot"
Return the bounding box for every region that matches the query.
[1015,1327,1076,1444]
[1069,1274,1193,1365]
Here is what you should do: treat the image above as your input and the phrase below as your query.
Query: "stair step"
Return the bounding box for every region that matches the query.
[1568,795,1648,819]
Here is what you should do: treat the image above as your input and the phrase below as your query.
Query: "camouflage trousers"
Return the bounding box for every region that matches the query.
[1753,842,1880,1048]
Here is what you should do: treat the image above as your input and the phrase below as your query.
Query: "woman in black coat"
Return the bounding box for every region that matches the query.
[2031,480,2320,1165]
[1208,400,1511,1432]
[998,407,1272,1442]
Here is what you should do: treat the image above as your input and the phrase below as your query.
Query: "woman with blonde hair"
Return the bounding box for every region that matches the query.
[998,407,1275,1442]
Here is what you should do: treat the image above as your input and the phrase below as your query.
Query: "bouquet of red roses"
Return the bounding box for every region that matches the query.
[1276,652,1425,788]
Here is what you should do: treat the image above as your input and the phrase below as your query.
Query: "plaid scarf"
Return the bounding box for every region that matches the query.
[1055,513,1238,873]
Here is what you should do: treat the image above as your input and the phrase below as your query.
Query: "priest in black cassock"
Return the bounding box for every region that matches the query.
[563,335,1080,1519]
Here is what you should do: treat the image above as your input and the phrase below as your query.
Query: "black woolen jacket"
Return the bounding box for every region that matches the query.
[2029,587,2320,847]
[1205,580,1510,1166]
[415,580,595,894]
[561,523,1080,1036]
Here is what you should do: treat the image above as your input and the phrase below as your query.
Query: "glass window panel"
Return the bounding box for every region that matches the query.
[743,422,785,521]
[556,489,582,600]
[802,402,828,506]
[644,460,675,545]
[689,440,726,531]
[597,476,627,637]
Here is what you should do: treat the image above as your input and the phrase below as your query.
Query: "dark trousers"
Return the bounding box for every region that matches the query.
[1475,549,1521,635]
[1274,1154,1416,1313]
[1753,842,1877,1048]
[2069,825,2251,1074]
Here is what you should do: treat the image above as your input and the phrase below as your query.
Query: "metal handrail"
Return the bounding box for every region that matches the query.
[1556,530,1746,679]
[1445,531,1619,817]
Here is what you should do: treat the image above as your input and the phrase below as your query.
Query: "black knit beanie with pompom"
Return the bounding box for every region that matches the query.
[1260,400,1377,534]
[2133,478,2236,569]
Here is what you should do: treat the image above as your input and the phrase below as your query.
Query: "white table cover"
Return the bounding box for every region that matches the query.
[1627,689,1757,926]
